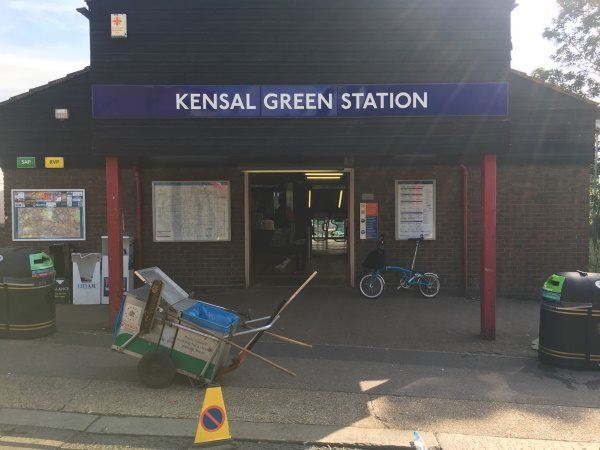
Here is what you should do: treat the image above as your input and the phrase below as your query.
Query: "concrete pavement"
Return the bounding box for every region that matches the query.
[1,287,599,448]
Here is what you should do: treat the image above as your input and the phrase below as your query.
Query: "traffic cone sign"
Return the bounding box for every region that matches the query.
[194,385,232,447]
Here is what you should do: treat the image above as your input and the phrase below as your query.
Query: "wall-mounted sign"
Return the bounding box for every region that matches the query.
[360,202,379,240]
[12,189,86,241]
[16,157,35,169]
[110,14,127,38]
[396,180,436,240]
[152,181,230,242]
[45,157,64,168]
[92,83,508,119]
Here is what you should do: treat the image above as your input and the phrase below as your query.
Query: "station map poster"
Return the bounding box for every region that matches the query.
[12,189,86,241]
[395,180,436,240]
[152,181,231,242]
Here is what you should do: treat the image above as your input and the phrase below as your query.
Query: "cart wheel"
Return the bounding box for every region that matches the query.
[137,351,176,388]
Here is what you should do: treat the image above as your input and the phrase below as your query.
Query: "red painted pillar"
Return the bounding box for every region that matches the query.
[481,154,496,340]
[106,156,123,326]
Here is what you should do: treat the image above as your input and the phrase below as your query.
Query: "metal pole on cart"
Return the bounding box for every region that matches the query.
[220,270,318,375]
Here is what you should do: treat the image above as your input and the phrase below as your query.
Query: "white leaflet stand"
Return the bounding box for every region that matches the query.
[101,236,133,304]
[72,253,102,305]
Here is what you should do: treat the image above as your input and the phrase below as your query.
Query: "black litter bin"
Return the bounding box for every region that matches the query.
[0,247,56,339]
[49,243,73,303]
[538,271,600,370]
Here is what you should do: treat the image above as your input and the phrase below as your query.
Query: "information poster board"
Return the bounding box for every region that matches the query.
[12,189,86,241]
[359,202,379,240]
[152,181,231,242]
[395,180,436,240]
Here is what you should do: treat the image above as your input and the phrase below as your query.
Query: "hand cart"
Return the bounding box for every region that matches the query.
[112,267,316,388]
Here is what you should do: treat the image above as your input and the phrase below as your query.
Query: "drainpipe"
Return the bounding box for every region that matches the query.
[459,164,468,296]
[133,165,143,268]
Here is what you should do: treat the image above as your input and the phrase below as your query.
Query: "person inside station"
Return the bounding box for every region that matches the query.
[275,184,310,274]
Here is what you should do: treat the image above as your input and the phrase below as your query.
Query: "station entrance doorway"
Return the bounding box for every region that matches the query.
[245,170,354,287]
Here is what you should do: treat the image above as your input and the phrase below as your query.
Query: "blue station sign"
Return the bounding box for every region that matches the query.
[92,82,508,119]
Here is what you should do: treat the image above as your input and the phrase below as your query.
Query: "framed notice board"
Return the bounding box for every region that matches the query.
[152,181,231,242]
[395,180,436,240]
[12,189,86,241]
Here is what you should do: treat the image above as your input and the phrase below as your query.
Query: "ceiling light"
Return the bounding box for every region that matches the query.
[304,172,344,176]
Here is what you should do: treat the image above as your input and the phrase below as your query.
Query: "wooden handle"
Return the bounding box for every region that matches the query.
[226,337,297,377]
[265,331,313,348]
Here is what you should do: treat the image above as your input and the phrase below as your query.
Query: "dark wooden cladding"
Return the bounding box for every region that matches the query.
[509,72,597,160]
[0,69,91,161]
[86,0,513,157]
[92,117,509,157]
[89,0,512,85]
[2,0,593,163]
[93,63,509,85]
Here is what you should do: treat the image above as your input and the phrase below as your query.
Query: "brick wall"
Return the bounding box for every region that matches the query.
[353,162,590,298]
[496,162,590,298]
[1,165,245,289]
[140,167,245,289]
[1,161,590,298]
[354,165,464,294]
[1,167,115,251]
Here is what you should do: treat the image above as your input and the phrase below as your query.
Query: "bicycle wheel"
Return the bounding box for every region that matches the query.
[359,273,385,299]
[418,273,440,298]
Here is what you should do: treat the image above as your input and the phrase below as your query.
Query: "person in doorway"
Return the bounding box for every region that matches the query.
[274,205,295,271]
[292,200,310,274]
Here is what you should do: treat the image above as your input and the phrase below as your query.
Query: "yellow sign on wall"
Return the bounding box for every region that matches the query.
[45,157,64,168]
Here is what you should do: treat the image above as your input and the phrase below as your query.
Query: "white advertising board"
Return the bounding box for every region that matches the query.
[152,181,231,242]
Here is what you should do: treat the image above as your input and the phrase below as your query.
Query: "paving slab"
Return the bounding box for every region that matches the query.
[370,395,600,442]
[64,380,380,428]
[86,415,197,437]
[231,421,436,448]
[0,374,89,411]
[0,407,98,431]
[78,414,428,448]
[436,433,600,450]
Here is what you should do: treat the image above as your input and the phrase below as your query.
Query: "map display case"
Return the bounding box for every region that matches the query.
[12,189,86,241]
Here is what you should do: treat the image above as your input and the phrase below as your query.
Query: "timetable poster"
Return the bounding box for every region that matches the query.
[152,181,230,242]
[396,180,436,240]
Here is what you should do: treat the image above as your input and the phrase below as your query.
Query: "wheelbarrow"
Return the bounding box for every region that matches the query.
[112,267,316,388]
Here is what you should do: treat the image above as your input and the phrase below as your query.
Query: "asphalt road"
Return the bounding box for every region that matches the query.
[2,324,598,409]
[1,290,600,446]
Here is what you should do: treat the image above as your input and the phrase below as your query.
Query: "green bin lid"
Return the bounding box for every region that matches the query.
[542,273,565,301]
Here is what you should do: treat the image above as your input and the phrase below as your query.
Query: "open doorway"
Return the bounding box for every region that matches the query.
[247,170,350,286]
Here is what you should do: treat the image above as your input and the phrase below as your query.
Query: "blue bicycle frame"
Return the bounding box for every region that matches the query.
[372,266,430,288]
[372,237,431,288]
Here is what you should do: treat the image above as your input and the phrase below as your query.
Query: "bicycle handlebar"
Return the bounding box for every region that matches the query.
[377,233,424,247]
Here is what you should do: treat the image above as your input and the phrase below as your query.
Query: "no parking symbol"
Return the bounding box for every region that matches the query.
[194,386,232,446]
[200,405,226,432]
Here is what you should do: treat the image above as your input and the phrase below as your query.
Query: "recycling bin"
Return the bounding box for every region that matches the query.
[538,271,600,370]
[0,247,56,339]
